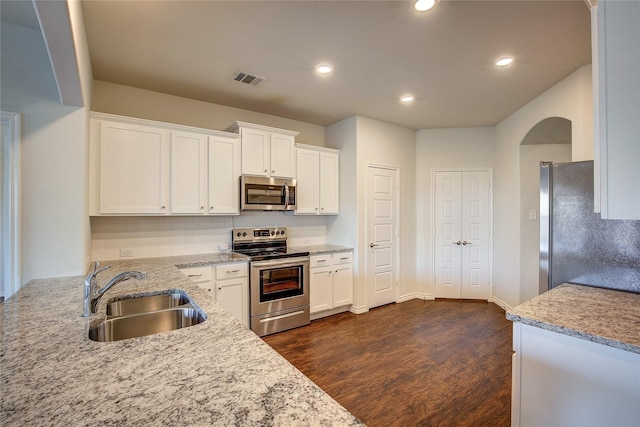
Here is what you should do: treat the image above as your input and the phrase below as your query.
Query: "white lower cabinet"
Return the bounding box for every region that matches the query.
[512,322,640,427]
[214,263,249,327]
[179,265,213,293]
[179,263,248,327]
[309,252,353,316]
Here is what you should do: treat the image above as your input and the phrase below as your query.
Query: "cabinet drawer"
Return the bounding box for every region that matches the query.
[332,252,353,265]
[180,265,212,282]
[310,254,332,268]
[215,263,248,280]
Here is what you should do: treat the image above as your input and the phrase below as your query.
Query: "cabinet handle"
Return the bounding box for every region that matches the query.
[161,206,166,209]
[317,259,327,263]
[340,257,349,260]
[370,243,378,248]
[455,241,462,246]
[200,206,204,210]
[218,287,222,291]
[315,207,318,211]
[227,269,240,273]
[210,206,214,210]
[264,169,268,173]
[188,274,203,278]
[462,241,471,246]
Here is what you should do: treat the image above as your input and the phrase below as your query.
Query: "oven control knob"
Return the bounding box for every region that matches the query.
[280,230,285,235]
[271,231,275,236]
[236,232,241,237]
[242,232,247,237]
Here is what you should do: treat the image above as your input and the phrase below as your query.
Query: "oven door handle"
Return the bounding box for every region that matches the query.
[251,257,309,269]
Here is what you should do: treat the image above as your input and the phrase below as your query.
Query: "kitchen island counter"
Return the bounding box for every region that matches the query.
[507,283,640,354]
[0,256,363,426]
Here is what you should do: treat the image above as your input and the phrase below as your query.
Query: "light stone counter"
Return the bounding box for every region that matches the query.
[290,244,353,255]
[507,283,640,354]
[0,255,364,426]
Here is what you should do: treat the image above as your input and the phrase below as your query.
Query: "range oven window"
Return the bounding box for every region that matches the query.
[260,265,304,302]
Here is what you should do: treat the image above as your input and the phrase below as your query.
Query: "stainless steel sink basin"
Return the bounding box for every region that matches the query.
[88,307,206,342]
[106,292,190,318]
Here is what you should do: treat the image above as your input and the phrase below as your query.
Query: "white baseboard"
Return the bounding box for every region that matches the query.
[397,292,434,303]
[349,305,368,315]
[492,296,512,311]
[311,305,351,320]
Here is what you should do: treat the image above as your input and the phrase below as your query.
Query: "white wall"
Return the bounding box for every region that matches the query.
[518,143,572,303]
[1,9,92,283]
[415,127,496,299]
[92,80,326,147]
[493,64,593,308]
[91,213,329,261]
[327,116,416,310]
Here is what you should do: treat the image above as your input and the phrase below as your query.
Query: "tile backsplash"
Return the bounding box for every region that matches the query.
[91,213,329,261]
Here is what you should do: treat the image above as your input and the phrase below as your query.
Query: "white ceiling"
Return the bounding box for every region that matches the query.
[4,0,592,130]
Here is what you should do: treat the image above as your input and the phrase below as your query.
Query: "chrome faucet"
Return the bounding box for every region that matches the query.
[83,260,146,316]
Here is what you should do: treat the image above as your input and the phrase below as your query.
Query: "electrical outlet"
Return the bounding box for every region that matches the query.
[529,210,537,221]
[218,243,230,251]
[120,249,134,258]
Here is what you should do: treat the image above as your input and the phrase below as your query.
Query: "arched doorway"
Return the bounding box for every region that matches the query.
[519,117,571,301]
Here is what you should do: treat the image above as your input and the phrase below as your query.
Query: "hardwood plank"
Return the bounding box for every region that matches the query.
[263,299,512,427]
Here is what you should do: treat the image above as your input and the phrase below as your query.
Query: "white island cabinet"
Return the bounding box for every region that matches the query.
[592,0,640,219]
[226,121,298,178]
[90,113,240,216]
[508,284,640,427]
[296,144,340,215]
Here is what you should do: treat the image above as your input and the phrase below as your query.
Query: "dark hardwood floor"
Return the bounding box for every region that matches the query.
[263,299,512,427]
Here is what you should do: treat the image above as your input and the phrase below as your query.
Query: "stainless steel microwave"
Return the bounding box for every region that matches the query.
[240,176,296,211]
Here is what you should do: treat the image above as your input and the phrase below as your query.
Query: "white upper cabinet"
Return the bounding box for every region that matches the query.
[90,112,240,216]
[171,130,207,214]
[98,120,169,214]
[592,1,640,219]
[227,121,298,178]
[208,135,241,214]
[295,144,340,215]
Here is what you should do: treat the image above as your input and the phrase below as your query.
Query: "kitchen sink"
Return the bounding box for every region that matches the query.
[88,307,206,342]
[106,292,190,318]
[89,291,206,342]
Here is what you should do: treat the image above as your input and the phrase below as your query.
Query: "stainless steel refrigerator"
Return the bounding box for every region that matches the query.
[540,160,640,294]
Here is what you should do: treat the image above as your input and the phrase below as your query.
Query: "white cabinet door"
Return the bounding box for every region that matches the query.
[295,148,319,214]
[179,265,213,294]
[270,132,296,178]
[333,263,353,307]
[319,151,339,214]
[208,135,240,214]
[310,265,333,313]
[594,1,640,220]
[240,127,270,176]
[170,130,207,214]
[99,121,169,214]
[295,145,340,215]
[216,278,248,326]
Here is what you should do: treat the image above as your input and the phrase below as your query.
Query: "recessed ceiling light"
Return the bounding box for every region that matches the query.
[496,57,514,67]
[400,94,415,103]
[316,65,333,74]
[415,0,438,12]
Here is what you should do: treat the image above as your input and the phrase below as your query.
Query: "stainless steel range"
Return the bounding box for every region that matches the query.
[232,227,310,336]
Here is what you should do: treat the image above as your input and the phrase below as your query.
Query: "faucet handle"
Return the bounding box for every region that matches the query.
[92,260,100,272]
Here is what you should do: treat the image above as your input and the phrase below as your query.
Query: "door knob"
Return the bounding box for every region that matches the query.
[370,243,379,248]
[455,241,462,246]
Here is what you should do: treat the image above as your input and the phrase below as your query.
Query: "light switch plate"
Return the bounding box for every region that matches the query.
[120,249,134,258]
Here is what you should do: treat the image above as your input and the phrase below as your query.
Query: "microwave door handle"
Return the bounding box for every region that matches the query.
[284,183,290,210]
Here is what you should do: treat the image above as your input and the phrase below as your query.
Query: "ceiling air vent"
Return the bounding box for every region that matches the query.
[232,71,267,87]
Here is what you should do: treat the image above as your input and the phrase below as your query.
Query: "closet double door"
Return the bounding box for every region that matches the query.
[434,170,491,300]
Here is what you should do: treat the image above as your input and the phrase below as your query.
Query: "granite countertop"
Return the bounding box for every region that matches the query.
[507,283,640,354]
[0,255,363,426]
[290,244,354,255]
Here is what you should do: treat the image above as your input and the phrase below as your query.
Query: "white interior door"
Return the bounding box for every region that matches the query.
[434,172,463,298]
[434,170,491,300]
[366,165,397,308]
[460,171,491,299]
